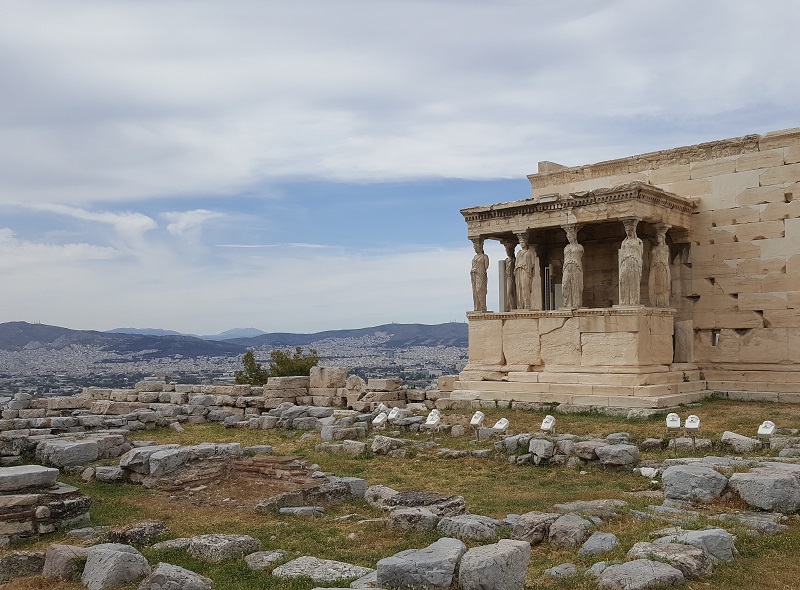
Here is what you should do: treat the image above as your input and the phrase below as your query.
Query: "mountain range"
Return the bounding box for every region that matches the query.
[0,321,467,357]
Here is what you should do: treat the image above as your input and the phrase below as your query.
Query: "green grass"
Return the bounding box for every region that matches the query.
[4,398,800,589]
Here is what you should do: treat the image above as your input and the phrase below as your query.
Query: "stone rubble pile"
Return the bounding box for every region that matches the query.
[0,464,92,545]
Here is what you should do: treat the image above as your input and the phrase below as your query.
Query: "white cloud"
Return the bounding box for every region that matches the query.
[27,204,157,240]
[0,228,117,269]
[0,238,476,333]
[162,209,222,236]
[0,1,796,206]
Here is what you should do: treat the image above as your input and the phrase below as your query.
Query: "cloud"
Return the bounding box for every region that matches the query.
[217,242,329,249]
[0,1,796,206]
[162,209,222,236]
[27,204,157,240]
[0,228,117,269]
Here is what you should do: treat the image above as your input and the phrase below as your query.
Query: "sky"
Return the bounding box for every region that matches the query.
[1,0,799,335]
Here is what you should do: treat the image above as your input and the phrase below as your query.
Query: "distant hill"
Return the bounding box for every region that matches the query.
[228,322,468,348]
[0,321,468,358]
[0,322,245,358]
[107,327,188,337]
[201,328,267,341]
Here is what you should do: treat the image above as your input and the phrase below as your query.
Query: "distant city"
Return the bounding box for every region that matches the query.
[0,322,468,396]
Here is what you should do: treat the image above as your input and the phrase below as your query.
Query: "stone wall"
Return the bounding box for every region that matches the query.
[526,128,800,399]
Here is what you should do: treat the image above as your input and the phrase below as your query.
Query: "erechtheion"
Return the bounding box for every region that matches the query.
[455,128,800,409]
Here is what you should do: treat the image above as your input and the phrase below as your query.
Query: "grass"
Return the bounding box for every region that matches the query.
[3,399,800,589]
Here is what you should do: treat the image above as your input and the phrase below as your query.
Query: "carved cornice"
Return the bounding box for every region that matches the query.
[461,182,695,223]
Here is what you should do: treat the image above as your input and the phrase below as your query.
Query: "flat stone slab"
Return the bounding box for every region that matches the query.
[578,532,619,557]
[437,514,504,541]
[139,562,212,590]
[271,556,373,584]
[597,559,685,590]
[654,528,736,562]
[245,550,287,571]
[81,544,151,590]
[628,541,713,580]
[458,539,530,590]
[0,465,59,492]
[662,464,728,503]
[188,534,261,563]
[377,537,467,590]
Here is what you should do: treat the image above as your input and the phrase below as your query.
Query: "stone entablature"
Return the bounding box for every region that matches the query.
[461,182,695,238]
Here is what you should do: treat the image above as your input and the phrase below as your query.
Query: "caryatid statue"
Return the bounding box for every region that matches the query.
[648,224,671,307]
[470,238,490,312]
[502,239,517,312]
[619,218,644,306]
[514,234,535,310]
[561,224,584,309]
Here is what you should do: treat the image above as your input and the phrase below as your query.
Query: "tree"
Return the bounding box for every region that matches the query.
[268,346,319,377]
[234,350,270,385]
[234,346,320,384]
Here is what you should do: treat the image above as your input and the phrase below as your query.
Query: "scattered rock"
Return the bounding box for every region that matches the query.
[544,563,578,577]
[42,544,89,580]
[382,491,466,517]
[548,513,592,547]
[377,537,467,590]
[654,528,737,562]
[245,550,287,571]
[511,511,560,545]
[597,559,685,590]
[729,468,800,513]
[138,562,213,590]
[458,539,530,590]
[364,484,399,509]
[639,438,664,452]
[436,514,505,542]
[81,543,151,590]
[188,534,261,563]
[105,521,169,547]
[662,464,728,502]
[388,507,439,532]
[596,444,640,467]
[721,431,762,453]
[578,532,619,557]
[272,555,373,584]
[710,511,788,535]
[371,435,411,454]
[627,541,713,579]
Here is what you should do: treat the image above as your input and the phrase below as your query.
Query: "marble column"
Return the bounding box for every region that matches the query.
[470,238,489,312]
[619,218,643,306]
[561,224,584,309]
[501,239,517,312]
[514,233,534,310]
[648,223,671,307]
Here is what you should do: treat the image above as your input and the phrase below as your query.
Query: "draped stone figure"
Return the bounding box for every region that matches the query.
[514,235,534,310]
[648,224,671,307]
[619,218,644,306]
[502,240,517,312]
[561,224,584,309]
[470,238,489,312]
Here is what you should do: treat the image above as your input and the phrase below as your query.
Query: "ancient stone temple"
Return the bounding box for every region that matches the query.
[455,128,800,409]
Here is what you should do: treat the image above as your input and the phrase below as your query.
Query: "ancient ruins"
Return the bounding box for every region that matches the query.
[458,128,800,409]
